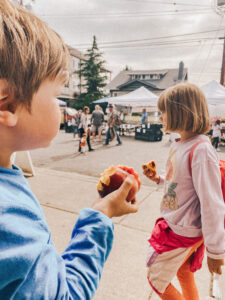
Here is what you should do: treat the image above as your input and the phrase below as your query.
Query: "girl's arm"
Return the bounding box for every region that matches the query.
[192,144,225,260]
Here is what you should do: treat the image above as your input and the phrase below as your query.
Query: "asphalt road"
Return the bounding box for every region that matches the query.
[30,130,172,187]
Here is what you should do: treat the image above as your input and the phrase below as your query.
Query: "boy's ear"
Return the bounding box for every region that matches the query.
[0,79,18,127]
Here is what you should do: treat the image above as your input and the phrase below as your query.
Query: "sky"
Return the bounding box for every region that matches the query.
[30,0,225,86]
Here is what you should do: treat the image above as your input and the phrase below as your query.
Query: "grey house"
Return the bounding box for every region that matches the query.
[107,61,188,97]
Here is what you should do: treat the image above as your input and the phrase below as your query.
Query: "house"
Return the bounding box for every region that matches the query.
[59,45,111,102]
[106,61,188,97]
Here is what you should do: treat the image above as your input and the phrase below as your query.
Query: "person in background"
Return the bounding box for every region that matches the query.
[72,113,79,140]
[91,105,104,142]
[212,119,222,152]
[119,110,126,136]
[141,108,148,124]
[104,104,122,146]
[0,1,138,299]
[78,106,94,153]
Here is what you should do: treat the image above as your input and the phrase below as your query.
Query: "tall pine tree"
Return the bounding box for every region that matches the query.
[77,36,107,108]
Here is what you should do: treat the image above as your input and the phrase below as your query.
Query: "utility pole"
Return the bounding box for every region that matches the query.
[219,37,225,85]
[214,0,225,85]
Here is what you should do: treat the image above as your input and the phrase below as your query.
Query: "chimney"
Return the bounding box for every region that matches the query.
[178,61,184,81]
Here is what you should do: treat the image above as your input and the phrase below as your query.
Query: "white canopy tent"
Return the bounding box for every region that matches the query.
[93,86,158,107]
[201,80,225,118]
[201,80,225,105]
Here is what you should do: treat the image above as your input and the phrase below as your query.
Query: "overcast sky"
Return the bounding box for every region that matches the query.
[30,0,225,86]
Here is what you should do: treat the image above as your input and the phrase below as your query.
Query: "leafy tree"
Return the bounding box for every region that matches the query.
[75,36,107,109]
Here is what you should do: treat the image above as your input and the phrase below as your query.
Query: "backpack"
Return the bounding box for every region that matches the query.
[114,113,122,126]
[189,140,225,227]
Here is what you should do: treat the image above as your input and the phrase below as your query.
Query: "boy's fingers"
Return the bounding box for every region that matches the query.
[118,175,135,198]
[125,201,138,214]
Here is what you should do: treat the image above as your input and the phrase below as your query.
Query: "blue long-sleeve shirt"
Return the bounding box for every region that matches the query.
[0,165,114,299]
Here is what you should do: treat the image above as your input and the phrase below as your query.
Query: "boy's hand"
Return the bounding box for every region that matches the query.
[92,176,138,218]
[207,257,224,274]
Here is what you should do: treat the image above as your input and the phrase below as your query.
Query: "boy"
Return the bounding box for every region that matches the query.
[0,1,138,299]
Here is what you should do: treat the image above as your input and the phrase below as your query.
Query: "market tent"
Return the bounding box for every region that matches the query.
[201,80,225,105]
[208,103,225,118]
[93,86,158,107]
[58,99,67,106]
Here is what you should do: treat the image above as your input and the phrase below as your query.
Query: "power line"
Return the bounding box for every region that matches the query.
[197,16,224,84]
[73,42,223,52]
[39,9,212,19]
[81,38,221,50]
[122,0,211,8]
[71,28,225,47]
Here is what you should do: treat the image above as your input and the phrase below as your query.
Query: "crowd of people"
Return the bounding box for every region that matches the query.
[67,104,123,154]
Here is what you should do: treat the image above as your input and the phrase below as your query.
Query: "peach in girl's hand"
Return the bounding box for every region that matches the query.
[142,160,160,183]
[97,165,141,202]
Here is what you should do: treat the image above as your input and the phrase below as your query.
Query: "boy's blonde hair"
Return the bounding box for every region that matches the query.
[0,0,69,109]
[158,83,210,134]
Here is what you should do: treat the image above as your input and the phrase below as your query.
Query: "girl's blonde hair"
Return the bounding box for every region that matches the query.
[158,83,210,134]
[0,0,69,109]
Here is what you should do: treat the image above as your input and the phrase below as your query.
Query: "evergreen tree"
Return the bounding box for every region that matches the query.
[76,36,107,108]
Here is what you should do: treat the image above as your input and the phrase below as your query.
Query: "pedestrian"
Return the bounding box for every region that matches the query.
[0,2,139,299]
[78,106,94,152]
[212,119,222,152]
[143,83,225,299]
[141,108,148,124]
[72,112,80,140]
[104,104,122,146]
[91,105,104,141]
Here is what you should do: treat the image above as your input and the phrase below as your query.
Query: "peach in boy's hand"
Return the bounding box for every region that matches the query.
[92,176,138,218]
[142,160,160,184]
[97,165,141,202]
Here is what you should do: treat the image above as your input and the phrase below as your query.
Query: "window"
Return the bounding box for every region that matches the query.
[142,75,146,80]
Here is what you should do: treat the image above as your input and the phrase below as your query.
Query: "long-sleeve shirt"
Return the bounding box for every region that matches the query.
[0,165,114,300]
[159,134,225,259]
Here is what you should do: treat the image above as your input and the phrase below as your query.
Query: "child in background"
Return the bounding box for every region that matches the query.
[212,119,222,152]
[143,83,225,300]
[79,132,87,154]
[0,1,138,299]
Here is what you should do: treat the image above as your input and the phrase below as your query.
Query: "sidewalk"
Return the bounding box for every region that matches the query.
[28,167,225,300]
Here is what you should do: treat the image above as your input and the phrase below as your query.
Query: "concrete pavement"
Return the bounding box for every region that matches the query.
[28,167,225,300]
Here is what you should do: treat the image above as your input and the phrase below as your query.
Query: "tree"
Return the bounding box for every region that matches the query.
[76,36,107,109]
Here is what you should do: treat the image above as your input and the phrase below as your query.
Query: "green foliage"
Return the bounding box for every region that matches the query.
[76,36,107,108]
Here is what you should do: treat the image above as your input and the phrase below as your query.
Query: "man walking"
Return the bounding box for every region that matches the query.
[104,104,122,146]
[91,105,104,141]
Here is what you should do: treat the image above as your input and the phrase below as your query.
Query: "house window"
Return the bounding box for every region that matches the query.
[135,75,138,79]
[142,75,146,80]
[150,74,153,79]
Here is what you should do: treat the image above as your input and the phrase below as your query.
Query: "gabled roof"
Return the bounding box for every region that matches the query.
[117,79,160,90]
[107,68,188,91]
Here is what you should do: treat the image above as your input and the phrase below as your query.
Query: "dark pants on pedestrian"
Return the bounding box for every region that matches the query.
[212,136,219,149]
[78,128,92,151]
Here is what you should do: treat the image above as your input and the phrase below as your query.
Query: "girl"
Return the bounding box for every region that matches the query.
[143,83,225,300]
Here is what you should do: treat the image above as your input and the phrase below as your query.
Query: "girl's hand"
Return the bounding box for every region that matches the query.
[92,176,138,218]
[207,257,224,274]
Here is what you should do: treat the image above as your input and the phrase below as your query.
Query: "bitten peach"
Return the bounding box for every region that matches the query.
[97,165,141,201]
